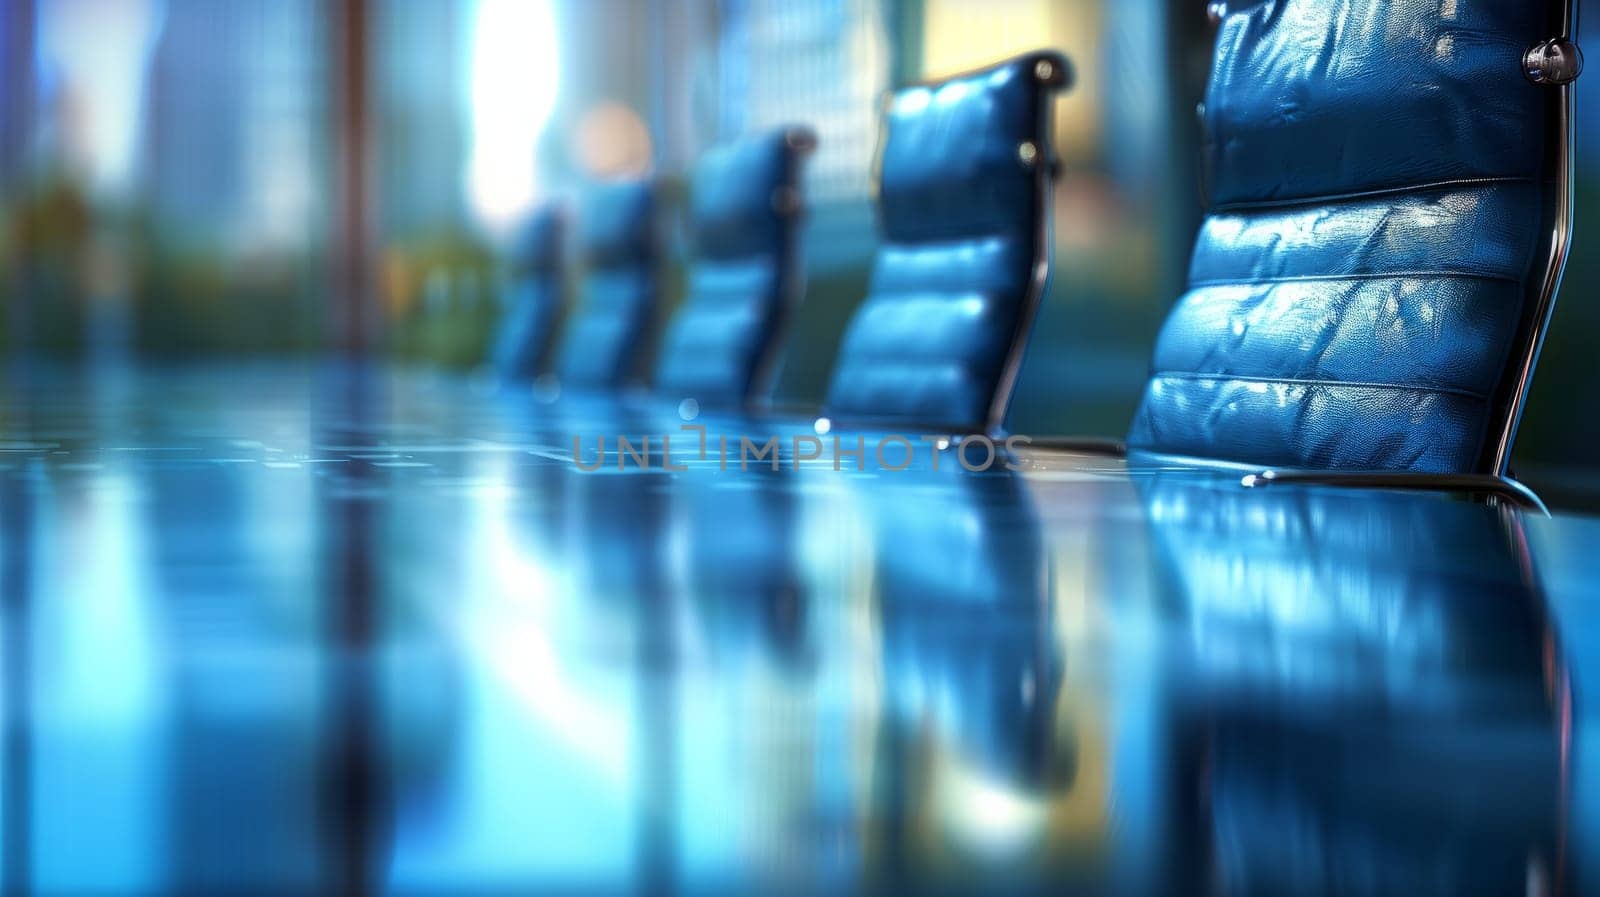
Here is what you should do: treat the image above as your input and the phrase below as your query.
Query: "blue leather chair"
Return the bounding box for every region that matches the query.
[655,127,816,409]
[1128,0,1580,490]
[555,179,659,388]
[823,50,1072,434]
[491,205,566,382]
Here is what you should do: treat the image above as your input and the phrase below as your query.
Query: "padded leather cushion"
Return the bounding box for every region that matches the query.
[655,129,808,405]
[1129,0,1557,473]
[825,52,1067,430]
[690,131,794,260]
[557,180,658,387]
[492,206,566,380]
[510,205,564,275]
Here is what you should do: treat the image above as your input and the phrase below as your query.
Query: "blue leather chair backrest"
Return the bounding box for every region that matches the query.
[655,127,816,407]
[1129,0,1573,474]
[555,179,659,387]
[491,205,566,381]
[824,50,1072,433]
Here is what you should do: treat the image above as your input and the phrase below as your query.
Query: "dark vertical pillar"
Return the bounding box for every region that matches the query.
[323,0,385,882]
[330,0,377,357]
[316,370,386,897]
[320,4,384,893]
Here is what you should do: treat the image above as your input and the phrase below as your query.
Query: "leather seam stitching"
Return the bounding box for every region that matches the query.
[1149,370,1490,402]
[1206,176,1536,213]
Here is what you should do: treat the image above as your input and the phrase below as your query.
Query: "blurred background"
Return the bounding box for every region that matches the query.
[1,0,1597,498]
[2,7,1598,896]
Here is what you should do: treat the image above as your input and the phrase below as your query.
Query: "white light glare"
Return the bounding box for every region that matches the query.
[468,0,559,233]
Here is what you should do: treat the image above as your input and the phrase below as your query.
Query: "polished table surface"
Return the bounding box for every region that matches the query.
[3,363,1600,896]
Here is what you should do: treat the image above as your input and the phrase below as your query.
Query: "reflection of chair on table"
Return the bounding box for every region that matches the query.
[675,467,810,668]
[1139,475,1566,896]
[868,470,1064,789]
[857,469,1103,890]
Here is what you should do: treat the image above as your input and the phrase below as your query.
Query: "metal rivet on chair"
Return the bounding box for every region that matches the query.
[1018,141,1038,166]
[1525,39,1584,85]
[1206,1,1226,26]
[1034,59,1055,82]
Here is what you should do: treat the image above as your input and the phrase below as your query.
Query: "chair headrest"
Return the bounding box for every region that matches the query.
[878,50,1071,243]
[690,126,816,261]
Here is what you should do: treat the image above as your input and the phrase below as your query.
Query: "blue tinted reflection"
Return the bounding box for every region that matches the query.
[1139,476,1564,897]
[0,368,1585,896]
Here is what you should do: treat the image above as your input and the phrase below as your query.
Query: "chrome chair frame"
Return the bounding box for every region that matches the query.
[984,53,1071,438]
[745,126,818,410]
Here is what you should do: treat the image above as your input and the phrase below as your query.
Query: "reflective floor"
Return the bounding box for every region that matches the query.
[2,363,1600,896]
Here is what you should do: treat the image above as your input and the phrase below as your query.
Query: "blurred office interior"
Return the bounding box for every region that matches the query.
[6,0,1597,495]
[0,0,1209,450]
[6,4,1600,896]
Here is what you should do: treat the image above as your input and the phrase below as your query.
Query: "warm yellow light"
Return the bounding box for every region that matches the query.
[570,102,654,180]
